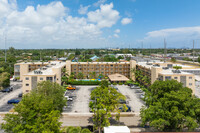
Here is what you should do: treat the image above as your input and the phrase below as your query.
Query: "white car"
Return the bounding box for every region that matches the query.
[65,95,73,101]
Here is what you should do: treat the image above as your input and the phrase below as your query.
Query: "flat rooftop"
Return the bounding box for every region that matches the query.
[15,62,49,65]
[71,61,130,64]
[160,69,193,75]
[137,61,194,69]
[24,61,66,76]
[108,73,129,81]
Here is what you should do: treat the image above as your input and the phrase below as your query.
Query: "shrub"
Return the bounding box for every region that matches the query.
[81,128,91,133]
[113,82,117,85]
[67,80,100,85]
[118,82,123,85]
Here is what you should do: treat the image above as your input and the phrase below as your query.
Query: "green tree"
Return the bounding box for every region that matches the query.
[77,72,84,79]
[141,80,200,131]
[171,57,176,63]
[1,81,67,133]
[89,80,126,133]
[0,72,10,90]
[117,56,124,60]
[198,56,200,63]
[89,72,96,79]
[173,65,182,70]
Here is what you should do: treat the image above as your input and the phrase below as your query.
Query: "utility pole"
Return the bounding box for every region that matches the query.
[150,44,151,59]
[193,40,195,63]
[40,51,42,61]
[164,38,167,62]
[5,35,7,63]
[141,41,143,58]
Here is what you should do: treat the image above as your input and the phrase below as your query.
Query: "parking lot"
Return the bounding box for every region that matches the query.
[0,82,22,112]
[63,86,97,113]
[116,85,145,113]
[63,85,144,113]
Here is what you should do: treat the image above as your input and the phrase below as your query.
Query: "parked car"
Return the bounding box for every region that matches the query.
[66,85,76,90]
[118,99,126,104]
[140,94,145,99]
[135,89,143,93]
[7,99,20,104]
[128,83,134,86]
[65,95,73,101]
[18,93,23,97]
[1,88,11,93]
[119,105,131,112]
[130,85,140,89]
[10,86,13,91]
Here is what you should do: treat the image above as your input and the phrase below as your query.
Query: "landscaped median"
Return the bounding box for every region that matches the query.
[66,80,101,85]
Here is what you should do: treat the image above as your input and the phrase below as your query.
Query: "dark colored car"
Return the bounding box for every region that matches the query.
[18,93,23,97]
[10,86,13,91]
[119,99,126,104]
[1,88,11,93]
[128,83,134,86]
[7,99,20,104]
[119,105,131,112]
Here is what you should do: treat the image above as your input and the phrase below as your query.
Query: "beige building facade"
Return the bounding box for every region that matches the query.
[136,61,195,93]
[14,60,196,94]
[21,62,66,93]
[66,60,136,79]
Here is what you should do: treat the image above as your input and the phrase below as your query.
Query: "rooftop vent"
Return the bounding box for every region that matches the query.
[34,70,43,74]
[162,67,169,70]
[172,70,181,73]
[153,64,160,67]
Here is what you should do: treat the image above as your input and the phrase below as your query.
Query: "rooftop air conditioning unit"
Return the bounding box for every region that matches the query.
[172,70,181,73]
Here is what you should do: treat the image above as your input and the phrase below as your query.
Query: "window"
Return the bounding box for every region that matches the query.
[26,84,29,86]
[40,77,43,80]
[165,76,171,80]
[189,77,192,79]
[26,90,29,92]
[25,77,29,80]
[174,77,178,79]
[189,83,192,86]
[46,77,53,82]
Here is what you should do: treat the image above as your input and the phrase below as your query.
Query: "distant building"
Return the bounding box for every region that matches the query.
[115,54,132,58]
[90,55,99,61]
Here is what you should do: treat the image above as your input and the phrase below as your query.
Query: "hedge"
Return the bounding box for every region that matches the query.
[67,80,100,85]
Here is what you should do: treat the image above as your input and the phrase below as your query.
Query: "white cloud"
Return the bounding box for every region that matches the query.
[87,3,120,28]
[0,0,123,48]
[93,0,107,7]
[78,5,90,15]
[121,18,132,25]
[113,34,119,38]
[115,29,120,33]
[143,27,200,48]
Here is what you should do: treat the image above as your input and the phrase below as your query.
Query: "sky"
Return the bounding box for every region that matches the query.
[0,0,200,49]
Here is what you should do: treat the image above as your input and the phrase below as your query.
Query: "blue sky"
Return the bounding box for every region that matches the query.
[0,0,200,49]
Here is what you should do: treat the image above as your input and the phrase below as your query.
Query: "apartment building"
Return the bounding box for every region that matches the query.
[22,61,66,93]
[14,60,196,94]
[136,61,195,93]
[66,60,136,79]
[14,62,48,80]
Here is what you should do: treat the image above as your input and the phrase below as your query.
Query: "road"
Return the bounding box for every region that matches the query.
[195,81,200,98]
[0,82,22,111]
